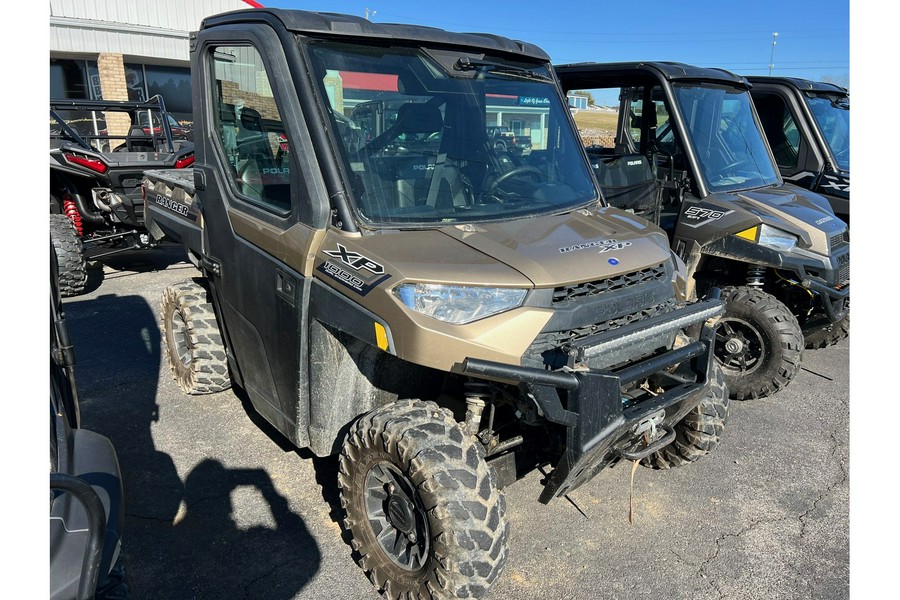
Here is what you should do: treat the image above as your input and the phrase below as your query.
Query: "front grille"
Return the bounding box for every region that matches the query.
[526,298,679,361]
[552,263,667,304]
[837,253,849,285]
[830,232,848,251]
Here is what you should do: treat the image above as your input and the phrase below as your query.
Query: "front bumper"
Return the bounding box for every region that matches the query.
[462,295,723,503]
[706,235,849,323]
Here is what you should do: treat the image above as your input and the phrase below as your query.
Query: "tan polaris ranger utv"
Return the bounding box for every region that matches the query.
[144,9,728,599]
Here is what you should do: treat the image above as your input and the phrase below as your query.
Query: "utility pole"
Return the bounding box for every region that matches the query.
[365,8,376,20]
[768,32,778,75]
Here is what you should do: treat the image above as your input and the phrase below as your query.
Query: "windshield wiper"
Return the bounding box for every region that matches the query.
[453,57,553,82]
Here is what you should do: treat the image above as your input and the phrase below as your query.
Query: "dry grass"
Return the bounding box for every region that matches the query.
[572,110,618,131]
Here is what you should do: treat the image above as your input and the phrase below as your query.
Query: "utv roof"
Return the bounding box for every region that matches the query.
[200,8,550,61]
[554,61,750,89]
[745,75,848,95]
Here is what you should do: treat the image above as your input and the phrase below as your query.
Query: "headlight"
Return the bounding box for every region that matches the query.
[393,283,527,325]
[738,224,798,253]
[758,224,798,252]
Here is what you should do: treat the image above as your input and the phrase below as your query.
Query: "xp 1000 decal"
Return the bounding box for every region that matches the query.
[317,243,391,296]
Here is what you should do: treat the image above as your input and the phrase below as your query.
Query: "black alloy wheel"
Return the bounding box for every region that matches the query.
[714,286,803,400]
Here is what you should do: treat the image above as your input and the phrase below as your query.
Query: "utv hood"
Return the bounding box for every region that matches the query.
[437,207,673,287]
[702,183,846,253]
[316,207,673,294]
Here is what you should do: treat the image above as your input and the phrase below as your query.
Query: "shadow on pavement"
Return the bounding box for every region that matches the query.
[64,292,322,599]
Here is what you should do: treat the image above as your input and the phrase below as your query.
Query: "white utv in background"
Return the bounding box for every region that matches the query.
[144,10,730,598]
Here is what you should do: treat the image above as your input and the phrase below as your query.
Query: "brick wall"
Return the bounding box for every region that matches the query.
[97,53,131,141]
[220,80,280,121]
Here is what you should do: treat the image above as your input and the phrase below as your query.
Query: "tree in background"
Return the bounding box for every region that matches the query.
[571,90,595,106]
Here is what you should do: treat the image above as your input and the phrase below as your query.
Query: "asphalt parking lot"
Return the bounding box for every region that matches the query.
[63,245,849,600]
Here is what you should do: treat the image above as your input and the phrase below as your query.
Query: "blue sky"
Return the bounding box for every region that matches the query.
[263,0,850,103]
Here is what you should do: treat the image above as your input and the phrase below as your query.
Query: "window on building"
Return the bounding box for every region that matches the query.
[210,45,291,214]
[145,65,193,126]
[50,59,100,99]
[123,63,147,102]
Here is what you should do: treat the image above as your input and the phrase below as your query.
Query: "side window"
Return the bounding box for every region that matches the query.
[753,92,800,169]
[210,45,291,214]
[626,90,673,153]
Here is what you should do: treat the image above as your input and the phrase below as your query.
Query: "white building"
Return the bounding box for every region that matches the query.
[49,0,256,123]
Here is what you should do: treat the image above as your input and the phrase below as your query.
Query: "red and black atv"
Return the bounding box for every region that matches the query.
[50,96,195,296]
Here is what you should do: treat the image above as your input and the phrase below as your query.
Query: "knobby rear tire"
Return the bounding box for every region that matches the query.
[50,214,86,298]
[161,279,231,394]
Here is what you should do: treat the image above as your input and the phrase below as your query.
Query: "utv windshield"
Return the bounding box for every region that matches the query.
[806,94,850,171]
[306,42,597,226]
[671,83,779,193]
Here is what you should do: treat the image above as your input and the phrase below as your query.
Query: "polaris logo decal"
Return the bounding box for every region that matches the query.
[323,244,384,274]
[559,239,632,254]
[153,193,194,220]
[261,167,289,175]
[683,206,733,228]
[815,215,834,225]
[626,160,642,166]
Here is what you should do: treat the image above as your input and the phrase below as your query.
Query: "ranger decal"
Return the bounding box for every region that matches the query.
[153,193,195,221]
[559,239,632,254]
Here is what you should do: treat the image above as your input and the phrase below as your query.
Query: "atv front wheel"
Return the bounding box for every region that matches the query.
[643,362,729,469]
[339,399,509,599]
[714,286,803,400]
[50,214,86,297]
[161,279,231,394]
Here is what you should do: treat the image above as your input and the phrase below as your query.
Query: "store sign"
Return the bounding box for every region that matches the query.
[518,97,550,107]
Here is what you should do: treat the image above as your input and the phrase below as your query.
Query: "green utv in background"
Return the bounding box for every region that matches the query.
[142,10,732,599]
[556,62,849,400]
[746,76,849,224]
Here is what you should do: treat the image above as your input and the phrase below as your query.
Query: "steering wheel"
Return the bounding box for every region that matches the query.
[487,165,543,198]
[719,159,752,174]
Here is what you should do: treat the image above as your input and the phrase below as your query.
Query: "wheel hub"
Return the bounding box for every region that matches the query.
[363,462,430,571]
[715,317,765,375]
[724,338,744,354]
[387,495,415,536]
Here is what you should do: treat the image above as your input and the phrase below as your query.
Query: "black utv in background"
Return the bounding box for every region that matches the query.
[746,76,849,223]
[556,62,850,400]
[49,96,195,297]
[50,243,128,600]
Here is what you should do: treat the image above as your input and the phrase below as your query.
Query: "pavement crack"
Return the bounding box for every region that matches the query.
[798,425,848,539]
[697,517,785,599]
[242,560,294,598]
